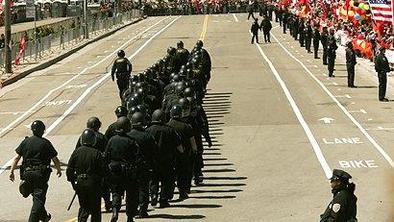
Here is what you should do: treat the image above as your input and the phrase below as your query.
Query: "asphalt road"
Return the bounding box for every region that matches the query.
[0,14,393,221]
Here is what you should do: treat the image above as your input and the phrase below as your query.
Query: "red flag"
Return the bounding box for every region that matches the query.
[15,35,26,65]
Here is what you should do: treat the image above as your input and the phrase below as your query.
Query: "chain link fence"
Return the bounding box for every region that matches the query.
[0,9,141,75]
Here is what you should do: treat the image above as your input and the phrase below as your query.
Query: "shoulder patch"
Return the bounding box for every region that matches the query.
[332,203,341,213]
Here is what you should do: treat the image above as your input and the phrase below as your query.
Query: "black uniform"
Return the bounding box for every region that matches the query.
[282,11,288,34]
[293,17,299,40]
[16,135,58,222]
[320,187,357,222]
[105,122,118,140]
[327,35,338,77]
[167,118,195,197]
[127,128,156,215]
[106,133,140,220]
[76,131,107,152]
[321,30,329,65]
[146,122,182,204]
[374,51,392,101]
[298,22,305,47]
[260,18,272,43]
[66,146,105,222]
[247,3,255,20]
[313,28,321,59]
[111,57,132,99]
[346,46,357,87]
[251,20,260,44]
[176,48,190,67]
[305,24,313,53]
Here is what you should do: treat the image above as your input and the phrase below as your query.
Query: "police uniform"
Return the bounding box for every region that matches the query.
[320,169,357,222]
[260,17,272,43]
[321,30,329,65]
[167,117,195,198]
[111,57,132,99]
[374,50,392,101]
[105,121,118,140]
[146,121,182,206]
[66,145,104,222]
[313,27,320,59]
[282,11,288,34]
[76,131,107,152]
[251,20,260,44]
[345,44,357,87]
[106,133,140,222]
[327,34,338,77]
[16,135,58,222]
[305,24,313,53]
[127,128,157,216]
[298,22,305,47]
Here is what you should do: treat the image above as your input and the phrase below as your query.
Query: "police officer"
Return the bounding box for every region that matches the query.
[374,47,393,102]
[111,50,132,100]
[247,0,255,20]
[251,18,260,44]
[76,117,107,152]
[167,105,197,200]
[298,20,305,47]
[320,169,357,222]
[282,9,288,34]
[67,129,105,222]
[127,112,157,218]
[146,109,183,208]
[260,16,272,43]
[313,25,320,59]
[346,41,357,88]
[327,29,338,77]
[305,21,313,53]
[9,120,62,222]
[105,106,128,140]
[321,26,329,65]
[106,117,140,222]
[176,41,190,67]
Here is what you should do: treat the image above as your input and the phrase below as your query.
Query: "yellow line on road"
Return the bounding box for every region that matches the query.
[199,15,209,41]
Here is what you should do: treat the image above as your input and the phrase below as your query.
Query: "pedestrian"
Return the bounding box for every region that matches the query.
[374,46,393,102]
[247,0,255,20]
[320,169,357,222]
[313,25,320,59]
[260,16,272,43]
[111,50,132,100]
[345,42,357,88]
[9,120,62,222]
[251,18,260,44]
[67,129,105,222]
[105,117,140,222]
[321,26,328,65]
[327,28,337,77]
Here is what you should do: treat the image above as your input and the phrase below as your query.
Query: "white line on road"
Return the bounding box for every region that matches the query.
[0,17,170,175]
[232,14,239,22]
[335,94,352,99]
[0,17,167,139]
[251,32,332,179]
[349,109,367,114]
[271,33,394,168]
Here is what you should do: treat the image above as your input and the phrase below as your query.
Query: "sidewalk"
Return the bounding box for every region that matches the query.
[0,17,72,35]
[0,13,143,88]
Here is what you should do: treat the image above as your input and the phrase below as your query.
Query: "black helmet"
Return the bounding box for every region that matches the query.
[184,87,194,98]
[196,40,203,48]
[31,120,45,136]
[177,41,184,48]
[80,129,97,147]
[170,105,182,118]
[151,109,165,123]
[127,96,141,109]
[131,112,145,127]
[115,106,128,118]
[118,50,125,58]
[167,47,176,56]
[86,117,101,130]
[178,98,191,117]
[116,117,131,133]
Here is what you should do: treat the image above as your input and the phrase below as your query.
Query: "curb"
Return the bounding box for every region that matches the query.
[1,17,144,88]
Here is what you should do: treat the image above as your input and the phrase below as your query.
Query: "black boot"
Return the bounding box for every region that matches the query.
[111,208,119,222]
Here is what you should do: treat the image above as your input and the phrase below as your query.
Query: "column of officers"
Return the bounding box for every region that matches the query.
[10,40,213,222]
[277,7,393,102]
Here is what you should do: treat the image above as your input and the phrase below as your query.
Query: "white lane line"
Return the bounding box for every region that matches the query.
[271,33,394,168]
[349,109,367,114]
[251,32,332,179]
[0,17,168,139]
[0,17,170,175]
[232,14,239,22]
[335,94,351,99]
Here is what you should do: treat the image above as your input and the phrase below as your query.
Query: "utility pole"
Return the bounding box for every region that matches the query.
[4,0,12,74]
[83,0,89,39]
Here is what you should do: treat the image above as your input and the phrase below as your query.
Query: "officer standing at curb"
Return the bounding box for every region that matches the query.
[327,28,338,77]
[313,25,320,59]
[67,129,105,222]
[321,26,329,65]
[9,120,62,222]
[346,42,357,88]
[111,50,132,100]
[320,169,357,222]
[374,46,393,102]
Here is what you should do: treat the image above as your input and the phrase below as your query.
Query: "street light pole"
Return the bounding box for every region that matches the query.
[83,0,89,39]
[4,0,12,74]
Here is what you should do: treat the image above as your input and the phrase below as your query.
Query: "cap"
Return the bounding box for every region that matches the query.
[330,169,352,182]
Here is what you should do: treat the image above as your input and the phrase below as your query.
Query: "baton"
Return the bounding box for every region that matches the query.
[67,192,77,211]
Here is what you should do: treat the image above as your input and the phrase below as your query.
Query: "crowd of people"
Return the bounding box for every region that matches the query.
[9,40,214,222]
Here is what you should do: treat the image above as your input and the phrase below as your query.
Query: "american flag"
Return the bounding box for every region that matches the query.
[368,0,394,22]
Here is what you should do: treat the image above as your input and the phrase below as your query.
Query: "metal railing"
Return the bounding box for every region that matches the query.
[0,9,141,74]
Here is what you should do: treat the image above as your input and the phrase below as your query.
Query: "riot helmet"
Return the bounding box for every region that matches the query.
[80,128,97,147]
